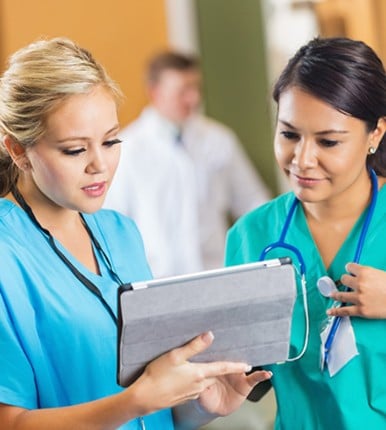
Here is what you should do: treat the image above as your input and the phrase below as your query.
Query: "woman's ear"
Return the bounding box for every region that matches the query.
[3,135,30,171]
[369,117,386,151]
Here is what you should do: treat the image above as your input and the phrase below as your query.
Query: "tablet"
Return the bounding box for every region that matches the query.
[117,257,296,387]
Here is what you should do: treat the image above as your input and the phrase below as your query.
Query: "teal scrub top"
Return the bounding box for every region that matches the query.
[0,199,173,430]
[226,189,386,430]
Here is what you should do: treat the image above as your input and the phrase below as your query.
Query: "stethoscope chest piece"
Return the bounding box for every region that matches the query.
[259,169,378,368]
[317,276,337,297]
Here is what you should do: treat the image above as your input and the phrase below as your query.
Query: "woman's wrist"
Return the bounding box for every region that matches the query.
[123,377,154,418]
[173,399,220,430]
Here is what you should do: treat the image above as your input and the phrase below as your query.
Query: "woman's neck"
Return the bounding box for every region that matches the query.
[9,180,100,274]
[301,171,375,269]
[302,172,374,225]
[10,177,80,231]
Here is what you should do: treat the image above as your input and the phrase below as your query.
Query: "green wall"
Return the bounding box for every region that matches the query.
[196,0,277,194]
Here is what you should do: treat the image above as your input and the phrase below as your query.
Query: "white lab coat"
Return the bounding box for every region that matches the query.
[104,107,271,277]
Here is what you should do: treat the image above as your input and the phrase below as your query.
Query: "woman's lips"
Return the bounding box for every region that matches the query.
[292,173,324,187]
[82,182,106,197]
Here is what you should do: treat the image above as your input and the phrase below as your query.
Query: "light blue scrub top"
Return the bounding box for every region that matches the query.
[0,199,173,429]
[226,190,386,430]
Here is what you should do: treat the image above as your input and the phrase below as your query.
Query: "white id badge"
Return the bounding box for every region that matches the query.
[320,316,358,377]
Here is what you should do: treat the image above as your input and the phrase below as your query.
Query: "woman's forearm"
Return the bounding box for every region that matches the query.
[1,387,148,430]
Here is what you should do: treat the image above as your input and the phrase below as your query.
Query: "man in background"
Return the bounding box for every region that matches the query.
[104,51,271,278]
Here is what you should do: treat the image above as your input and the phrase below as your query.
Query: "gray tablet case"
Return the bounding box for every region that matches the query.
[117,258,296,387]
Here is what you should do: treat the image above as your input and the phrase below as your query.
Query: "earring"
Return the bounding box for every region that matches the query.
[21,161,30,170]
[368,146,376,155]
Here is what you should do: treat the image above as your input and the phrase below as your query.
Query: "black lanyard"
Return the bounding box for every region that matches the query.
[11,187,121,324]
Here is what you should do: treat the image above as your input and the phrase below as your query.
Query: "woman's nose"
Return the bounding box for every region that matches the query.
[86,148,107,174]
[292,140,317,169]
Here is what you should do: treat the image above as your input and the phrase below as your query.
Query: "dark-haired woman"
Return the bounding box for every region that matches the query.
[226,37,386,429]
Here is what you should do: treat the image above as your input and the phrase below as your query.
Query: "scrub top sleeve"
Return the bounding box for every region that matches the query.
[0,289,37,409]
[224,224,244,267]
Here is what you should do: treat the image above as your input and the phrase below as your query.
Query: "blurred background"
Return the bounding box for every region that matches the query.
[0,1,384,428]
[0,0,386,194]
[1,0,384,196]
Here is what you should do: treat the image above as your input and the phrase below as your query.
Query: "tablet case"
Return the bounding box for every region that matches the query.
[117,258,296,387]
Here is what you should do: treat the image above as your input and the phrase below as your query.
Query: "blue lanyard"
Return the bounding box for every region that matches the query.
[11,187,147,428]
[11,186,121,324]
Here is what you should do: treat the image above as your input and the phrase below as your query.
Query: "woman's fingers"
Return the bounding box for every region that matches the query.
[199,360,252,379]
[344,262,361,276]
[330,290,357,304]
[327,304,360,317]
[170,332,251,376]
[170,332,215,364]
[245,370,273,387]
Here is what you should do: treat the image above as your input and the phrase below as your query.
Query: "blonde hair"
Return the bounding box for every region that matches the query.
[0,37,123,196]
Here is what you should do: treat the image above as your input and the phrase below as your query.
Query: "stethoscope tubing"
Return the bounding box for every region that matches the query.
[258,169,378,362]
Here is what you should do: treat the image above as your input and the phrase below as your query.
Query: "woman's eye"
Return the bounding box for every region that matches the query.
[62,148,86,156]
[320,139,339,147]
[103,138,122,147]
[280,131,299,140]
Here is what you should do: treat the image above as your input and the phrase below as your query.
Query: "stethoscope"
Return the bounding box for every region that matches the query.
[259,169,378,363]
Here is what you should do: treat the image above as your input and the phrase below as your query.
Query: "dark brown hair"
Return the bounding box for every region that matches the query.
[273,37,386,176]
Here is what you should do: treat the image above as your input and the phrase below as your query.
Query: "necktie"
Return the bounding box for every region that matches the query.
[174,128,184,146]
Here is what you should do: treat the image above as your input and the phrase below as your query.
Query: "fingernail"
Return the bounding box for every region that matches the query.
[201,331,214,342]
[267,371,273,377]
[245,364,252,372]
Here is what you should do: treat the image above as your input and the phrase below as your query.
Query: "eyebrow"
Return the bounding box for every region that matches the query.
[278,120,349,135]
[56,124,120,143]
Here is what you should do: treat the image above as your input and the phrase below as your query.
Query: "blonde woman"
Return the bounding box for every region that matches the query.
[0,38,271,430]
